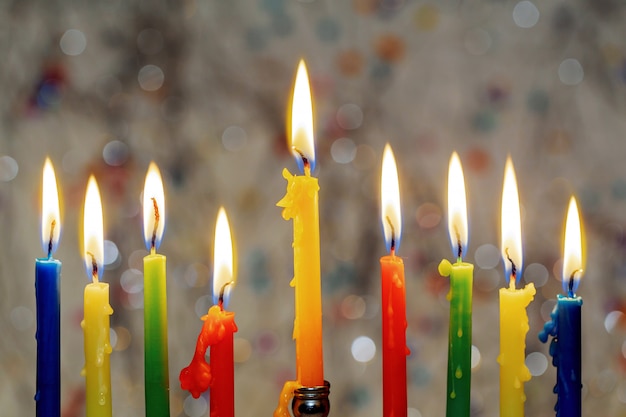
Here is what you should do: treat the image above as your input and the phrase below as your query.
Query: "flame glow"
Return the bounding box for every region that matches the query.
[500,156,523,286]
[447,152,468,259]
[83,176,103,282]
[380,144,402,253]
[41,158,61,257]
[142,162,165,251]
[290,59,315,173]
[213,207,235,307]
[562,196,584,296]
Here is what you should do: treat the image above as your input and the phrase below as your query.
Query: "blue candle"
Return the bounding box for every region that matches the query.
[539,196,584,417]
[35,158,62,417]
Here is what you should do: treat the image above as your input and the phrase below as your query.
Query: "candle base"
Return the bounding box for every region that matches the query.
[292,381,330,417]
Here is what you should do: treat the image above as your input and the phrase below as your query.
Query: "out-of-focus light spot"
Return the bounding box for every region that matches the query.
[471,345,481,369]
[103,240,120,266]
[137,28,164,55]
[351,336,376,363]
[526,351,548,376]
[255,330,279,355]
[464,28,491,56]
[341,295,366,320]
[234,338,252,363]
[604,311,623,333]
[120,269,143,294]
[336,103,363,130]
[331,138,357,164]
[591,369,617,396]
[113,326,131,351]
[109,328,118,349]
[415,202,442,230]
[558,59,584,85]
[474,269,500,292]
[524,263,549,287]
[353,144,376,171]
[195,295,212,319]
[513,1,540,28]
[60,29,87,56]
[184,394,207,417]
[129,249,148,270]
[408,408,422,417]
[0,156,18,182]
[474,244,500,269]
[540,299,557,322]
[552,258,563,284]
[10,306,33,331]
[138,65,165,91]
[128,291,144,309]
[103,140,129,167]
[222,126,247,152]
[185,263,209,288]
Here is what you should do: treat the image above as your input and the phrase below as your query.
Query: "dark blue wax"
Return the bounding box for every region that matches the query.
[539,294,582,417]
[35,257,61,417]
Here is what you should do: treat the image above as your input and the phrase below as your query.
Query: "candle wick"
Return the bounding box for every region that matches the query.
[454,227,462,260]
[568,269,582,297]
[151,197,160,251]
[87,251,98,283]
[218,281,234,308]
[48,219,56,259]
[505,247,517,286]
[292,146,310,174]
[385,216,396,254]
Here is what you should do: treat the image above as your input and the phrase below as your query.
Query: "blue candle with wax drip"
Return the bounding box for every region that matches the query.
[35,158,62,417]
[539,196,584,417]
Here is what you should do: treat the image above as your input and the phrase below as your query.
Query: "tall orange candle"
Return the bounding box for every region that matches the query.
[275,59,324,417]
[498,157,535,417]
[380,144,408,417]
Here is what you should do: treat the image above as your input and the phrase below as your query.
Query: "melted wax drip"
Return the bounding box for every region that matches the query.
[539,303,561,416]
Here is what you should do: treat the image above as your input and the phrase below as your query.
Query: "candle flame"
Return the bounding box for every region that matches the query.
[41,158,61,257]
[213,207,236,307]
[142,162,165,252]
[380,143,402,254]
[83,175,103,282]
[500,156,522,287]
[447,152,468,260]
[289,59,315,174]
[563,196,584,296]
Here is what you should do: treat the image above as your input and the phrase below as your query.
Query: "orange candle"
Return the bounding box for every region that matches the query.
[380,144,408,417]
[275,59,324,417]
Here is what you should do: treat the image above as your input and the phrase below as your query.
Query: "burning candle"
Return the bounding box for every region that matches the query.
[81,176,113,417]
[180,207,237,417]
[142,162,170,416]
[539,196,584,417]
[438,152,473,417]
[35,158,62,417]
[275,59,324,417]
[380,144,408,417]
[498,156,536,417]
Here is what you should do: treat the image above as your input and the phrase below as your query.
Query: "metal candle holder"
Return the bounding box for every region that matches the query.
[292,380,331,417]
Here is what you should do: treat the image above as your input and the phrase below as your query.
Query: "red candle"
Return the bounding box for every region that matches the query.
[180,207,237,417]
[380,144,408,417]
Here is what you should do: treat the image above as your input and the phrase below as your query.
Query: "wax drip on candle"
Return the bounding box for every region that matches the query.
[87,252,99,283]
[47,220,56,259]
[150,197,160,253]
[505,248,517,289]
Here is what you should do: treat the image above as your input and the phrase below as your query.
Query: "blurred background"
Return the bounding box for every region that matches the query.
[1,0,626,416]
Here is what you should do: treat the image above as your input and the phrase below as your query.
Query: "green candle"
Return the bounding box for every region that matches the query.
[439,152,473,417]
[143,162,170,416]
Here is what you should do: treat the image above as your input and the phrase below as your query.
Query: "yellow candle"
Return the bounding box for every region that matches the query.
[498,157,535,417]
[81,175,113,417]
[275,59,324,417]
